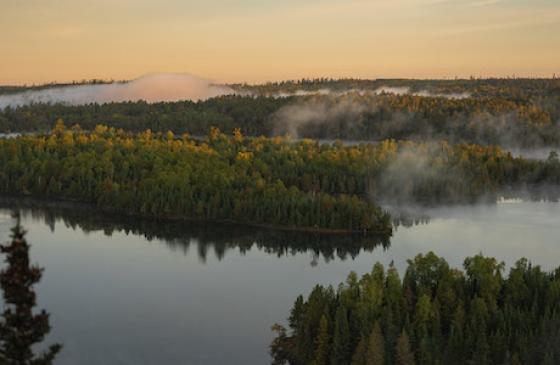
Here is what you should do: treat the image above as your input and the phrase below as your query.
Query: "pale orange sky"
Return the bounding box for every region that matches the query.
[1,0,559,85]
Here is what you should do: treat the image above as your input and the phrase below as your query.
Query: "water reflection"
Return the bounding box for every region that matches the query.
[391,212,431,228]
[4,193,558,266]
[0,199,391,265]
[0,198,559,365]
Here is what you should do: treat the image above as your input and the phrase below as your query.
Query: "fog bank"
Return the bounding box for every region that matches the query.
[0,73,234,109]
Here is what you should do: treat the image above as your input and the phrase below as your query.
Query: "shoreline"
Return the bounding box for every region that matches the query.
[0,194,393,237]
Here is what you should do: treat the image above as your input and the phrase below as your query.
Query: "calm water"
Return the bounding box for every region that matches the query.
[0,200,559,365]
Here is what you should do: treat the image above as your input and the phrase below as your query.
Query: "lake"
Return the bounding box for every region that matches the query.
[0,199,558,364]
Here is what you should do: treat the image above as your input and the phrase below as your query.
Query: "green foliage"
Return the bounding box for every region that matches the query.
[1,125,559,233]
[0,126,392,233]
[0,219,61,364]
[311,315,330,365]
[331,306,351,365]
[271,252,560,365]
[395,331,415,365]
[365,321,385,365]
[2,125,560,232]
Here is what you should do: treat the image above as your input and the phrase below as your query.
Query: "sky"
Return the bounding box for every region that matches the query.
[1,0,559,84]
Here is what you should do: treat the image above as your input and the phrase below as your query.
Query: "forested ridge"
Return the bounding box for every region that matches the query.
[1,78,560,147]
[270,252,560,365]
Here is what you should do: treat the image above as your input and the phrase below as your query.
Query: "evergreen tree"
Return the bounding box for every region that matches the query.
[311,315,330,365]
[366,321,385,365]
[331,306,351,365]
[395,330,415,365]
[445,301,465,363]
[0,217,61,364]
[413,294,432,364]
[271,252,560,365]
[469,297,490,365]
[350,337,368,365]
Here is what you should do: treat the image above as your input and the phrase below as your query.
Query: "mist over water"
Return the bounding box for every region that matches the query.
[0,73,235,109]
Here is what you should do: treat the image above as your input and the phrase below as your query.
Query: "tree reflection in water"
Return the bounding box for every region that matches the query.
[1,199,393,265]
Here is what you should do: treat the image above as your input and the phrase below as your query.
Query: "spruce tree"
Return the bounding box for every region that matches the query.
[395,330,415,365]
[446,301,465,363]
[331,306,351,365]
[0,217,61,364]
[366,321,385,365]
[311,315,330,365]
[350,336,368,365]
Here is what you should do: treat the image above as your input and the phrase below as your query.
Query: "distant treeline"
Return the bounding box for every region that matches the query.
[2,78,560,147]
[270,252,560,365]
[4,77,559,98]
[0,124,559,231]
[234,77,560,99]
[0,79,123,95]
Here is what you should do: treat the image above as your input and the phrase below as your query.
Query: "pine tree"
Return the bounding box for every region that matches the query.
[331,306,351,365]
[446,301,465,363]
[366,321,385,365]
[413,294,432,364]
[380,307,397,365]
[470,297,490,365]
[311,315,330,365]
[351,336,368,365]
[0,217,61,364]
[395,330,415,365]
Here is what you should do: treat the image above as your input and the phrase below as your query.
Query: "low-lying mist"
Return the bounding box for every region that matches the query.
[270,92,559,149]
[263,86,471,100]
[0,73,235,109]
[508,148,559,160]
[387,194,560,230]
[272,94,371,137]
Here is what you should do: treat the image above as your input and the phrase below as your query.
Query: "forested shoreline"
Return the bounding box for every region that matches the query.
[270,252,560,365]
[0,123,392,234]
[1,122,559,234]
[0,197,391,262]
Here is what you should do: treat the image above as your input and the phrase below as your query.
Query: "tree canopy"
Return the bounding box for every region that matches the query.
[271,252,560,365]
